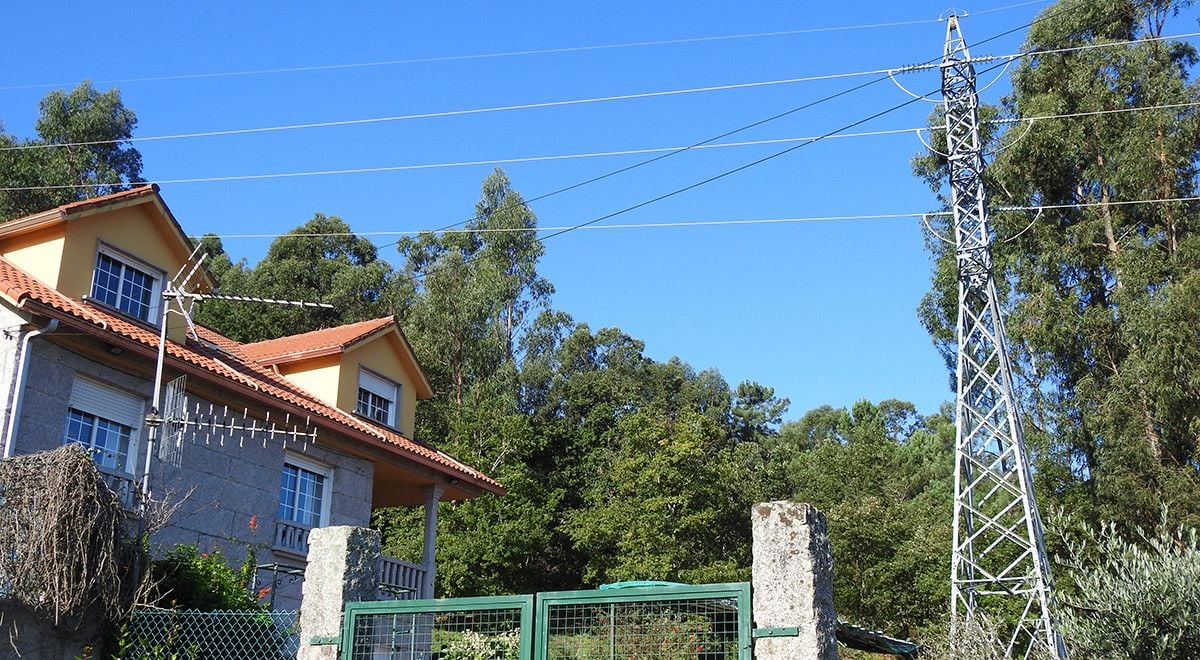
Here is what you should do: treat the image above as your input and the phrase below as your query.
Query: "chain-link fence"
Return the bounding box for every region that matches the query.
[127,609,300,659]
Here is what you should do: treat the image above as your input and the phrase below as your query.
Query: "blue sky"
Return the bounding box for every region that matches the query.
[0,1,1065,420]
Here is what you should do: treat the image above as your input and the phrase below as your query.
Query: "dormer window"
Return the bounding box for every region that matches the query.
[356,368,399,428]
[91,245,162,323]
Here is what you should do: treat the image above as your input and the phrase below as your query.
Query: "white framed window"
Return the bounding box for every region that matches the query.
[90,244,163,323]
[356,368,399,428]
[278,453,332,528]
[63,377,144,474]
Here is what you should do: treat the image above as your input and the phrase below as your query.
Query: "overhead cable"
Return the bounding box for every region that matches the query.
[3,28,1195,155]
[6,101,1198,192]
[0,2,1053,93]
[196,195,1200,241]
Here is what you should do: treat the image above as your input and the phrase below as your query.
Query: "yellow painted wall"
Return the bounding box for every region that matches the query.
[0,204,196,342]
[62,205,192,341]
[278,355,343,408]
[0,225,67,292]
[340,334,419,436]
[59,205,189,297]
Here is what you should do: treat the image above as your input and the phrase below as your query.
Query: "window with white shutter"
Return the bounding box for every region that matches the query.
[64,377,145,474]
[355,368,399,428]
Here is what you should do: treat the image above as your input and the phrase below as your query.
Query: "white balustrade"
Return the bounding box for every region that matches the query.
[377,554,426,599]
[274,520,312,556]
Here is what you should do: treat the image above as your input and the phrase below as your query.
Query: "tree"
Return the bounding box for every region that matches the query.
[913,0,1200,530]
[765,400,956,638]
[194,215,410,342]
[730,381,789,443]
[0,82,142,220]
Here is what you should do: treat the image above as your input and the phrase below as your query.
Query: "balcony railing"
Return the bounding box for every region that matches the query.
[377,555,426,599]
[98,469,138,511]
[272,520,428,598]
[273,520,312,557]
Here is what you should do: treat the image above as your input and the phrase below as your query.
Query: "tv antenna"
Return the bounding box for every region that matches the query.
[138,248,333,503]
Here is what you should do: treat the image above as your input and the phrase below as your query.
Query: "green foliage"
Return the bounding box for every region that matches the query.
[766,400,956,638]
[194,216,411,342]
[916,615,1057,660]
[1055,515,1200,659]
[566,408,752,585]
[436,628,521,660]
[0,82,142,221]
[146,545,261,611]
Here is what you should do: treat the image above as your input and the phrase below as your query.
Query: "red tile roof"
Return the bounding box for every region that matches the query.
[240,316,395,363]
[0,256,502,495]
[54,184,160,215]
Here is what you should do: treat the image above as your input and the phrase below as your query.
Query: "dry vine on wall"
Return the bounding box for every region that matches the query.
[0,444,140,631]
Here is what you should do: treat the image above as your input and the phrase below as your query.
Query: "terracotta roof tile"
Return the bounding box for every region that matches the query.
[0,257,501,494]
[240,316,395,363]
[54,185,160,215]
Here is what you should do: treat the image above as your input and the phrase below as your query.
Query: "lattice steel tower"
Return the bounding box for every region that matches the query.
[941,15,1065,658]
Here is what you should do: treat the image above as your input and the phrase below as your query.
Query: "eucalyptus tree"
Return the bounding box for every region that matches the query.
[913,0,1200,529]
[0,82,142,220]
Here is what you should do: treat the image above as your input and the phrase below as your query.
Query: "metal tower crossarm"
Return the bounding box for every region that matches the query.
[940,15,1066,659]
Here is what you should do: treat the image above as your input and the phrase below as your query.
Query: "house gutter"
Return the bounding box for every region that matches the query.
[2,318,59,458]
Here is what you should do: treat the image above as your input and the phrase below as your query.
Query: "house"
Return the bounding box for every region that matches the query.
[0,184,503,608]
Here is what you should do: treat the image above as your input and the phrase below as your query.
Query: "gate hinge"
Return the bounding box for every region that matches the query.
[309,635,341,647]
[752,626,800,638]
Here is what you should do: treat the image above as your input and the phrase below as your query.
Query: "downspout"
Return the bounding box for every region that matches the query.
[2,318,59,458]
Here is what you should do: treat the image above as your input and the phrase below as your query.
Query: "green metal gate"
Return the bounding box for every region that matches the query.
[537,582,751,660]
[338,582,750,660]
[342,594,534,659]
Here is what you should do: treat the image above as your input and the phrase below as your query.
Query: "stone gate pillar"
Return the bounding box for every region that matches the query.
[751,501,838,660]
[297,526,380,660]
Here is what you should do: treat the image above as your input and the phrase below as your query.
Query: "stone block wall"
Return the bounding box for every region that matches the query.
[7,339,376,610]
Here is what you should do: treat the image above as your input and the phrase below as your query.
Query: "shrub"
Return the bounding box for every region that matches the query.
[145,545,260,611]
[1056,518,1200,659]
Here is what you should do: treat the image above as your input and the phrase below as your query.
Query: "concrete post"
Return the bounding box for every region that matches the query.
[298,526,381,660]
[751,501,838,660]
[420,483,443,599]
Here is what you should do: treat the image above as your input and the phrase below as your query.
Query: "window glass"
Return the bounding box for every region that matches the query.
[356,387,391,425]
[356,369,398,427]
[278,462,327,527]
[91,251,157,321]
[64,408,131,471]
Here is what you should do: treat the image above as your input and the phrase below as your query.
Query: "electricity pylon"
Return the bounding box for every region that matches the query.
[940,15,1066,658]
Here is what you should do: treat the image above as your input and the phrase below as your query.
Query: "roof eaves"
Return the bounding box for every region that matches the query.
[15,296,503,494]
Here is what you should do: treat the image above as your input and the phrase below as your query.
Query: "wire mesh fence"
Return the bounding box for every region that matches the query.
[541,593,744,659]
[345,596,533,660]
[127,609,300,659]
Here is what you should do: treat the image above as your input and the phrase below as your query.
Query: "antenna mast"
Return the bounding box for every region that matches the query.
[940,15,1065,658]
[138,249,332,503]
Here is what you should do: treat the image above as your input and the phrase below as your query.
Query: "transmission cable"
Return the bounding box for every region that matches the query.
[0,1,1052,93]
[6,100,1196,193]
[4,25,1191,155]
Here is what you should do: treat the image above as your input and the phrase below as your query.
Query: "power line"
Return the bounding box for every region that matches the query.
[0,2,1052,93]
[0,71,900,152]
[196,2,1083,291]
[7,101,1198,192]
[194,196,1200,241]
[487,3,1105,255]
[5,28,1195,155]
